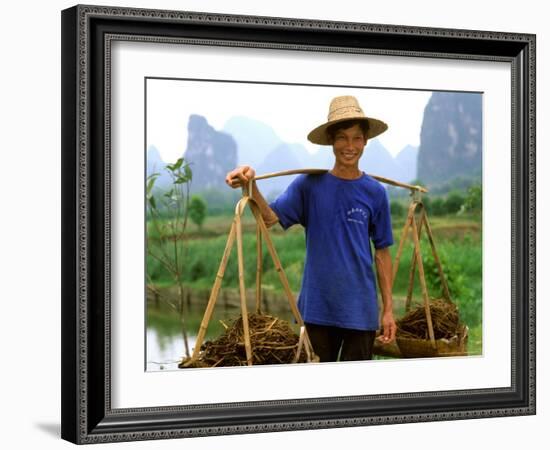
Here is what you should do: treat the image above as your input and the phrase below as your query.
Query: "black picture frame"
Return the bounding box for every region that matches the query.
[61,4,536,444]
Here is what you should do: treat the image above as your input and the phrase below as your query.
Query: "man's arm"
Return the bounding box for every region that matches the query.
[225,166,279,228]
[249,181,280,228]
[374,247,397,344]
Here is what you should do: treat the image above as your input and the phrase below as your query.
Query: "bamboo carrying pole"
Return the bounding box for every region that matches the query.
[184,168,443,366]
[247,199,316,361]
[254,168,428,193]
[410,207,436,349]
[391,202,417,286]
[184,175,318,366]
[234,197,253,365]
[293,326,306,363]
[421,210,452,302]
[255,222,263,314]
[405,207,425,312]
[389,200,449,350]
[246,178,316,359]
[184,220,237,366]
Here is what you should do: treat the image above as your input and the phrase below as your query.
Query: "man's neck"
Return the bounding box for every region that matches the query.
[330,165,363,180]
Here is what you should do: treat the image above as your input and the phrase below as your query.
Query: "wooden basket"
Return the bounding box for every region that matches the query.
[396,324,469,358]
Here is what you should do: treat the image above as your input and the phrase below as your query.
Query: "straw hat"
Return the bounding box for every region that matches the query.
[307,95,388,145]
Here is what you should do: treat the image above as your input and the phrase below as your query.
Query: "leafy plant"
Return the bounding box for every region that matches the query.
[423,249,462,299]
[390,200,405,217]
[444,191,465,214]
[463,184,482,213]
[429,197,446,216]
[189,195,207,230]
[421,247,480,327]
[147,157,193,357]
[420,196,432,213]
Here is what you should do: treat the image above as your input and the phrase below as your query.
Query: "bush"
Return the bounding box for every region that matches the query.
[390,200,405,217]
[463,184,482,212]
[190,260,207,281]
[444,191,465,214]
[189,195,207,229]
[421,196,432,213]
[423,250,461,299]
[422,248,481,327]
[430,198,446,216]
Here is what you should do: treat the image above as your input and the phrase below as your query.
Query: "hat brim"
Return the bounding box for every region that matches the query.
[307,117,388,145]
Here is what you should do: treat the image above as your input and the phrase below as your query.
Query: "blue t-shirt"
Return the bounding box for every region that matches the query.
[269,172,393,331]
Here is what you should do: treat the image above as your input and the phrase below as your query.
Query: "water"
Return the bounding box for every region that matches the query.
[146,289,296,371]
[146,302,228,372]
[146,329,194,371]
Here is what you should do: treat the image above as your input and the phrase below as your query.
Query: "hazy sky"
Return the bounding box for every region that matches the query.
[146,79,432,163]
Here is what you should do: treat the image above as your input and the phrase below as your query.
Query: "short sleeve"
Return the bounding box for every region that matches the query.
[369,187,394,249]
[269,175,307,230]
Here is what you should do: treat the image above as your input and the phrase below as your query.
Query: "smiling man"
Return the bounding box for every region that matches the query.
[225,95,396,362]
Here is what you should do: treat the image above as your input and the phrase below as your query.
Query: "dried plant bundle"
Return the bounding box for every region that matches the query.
[180,313,306,368]
[397,299,461,340]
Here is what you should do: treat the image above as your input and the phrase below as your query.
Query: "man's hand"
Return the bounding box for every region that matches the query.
[374,247,396,345]
[225,166,256,189]
[224,165,279,228]
[377,310,397,345]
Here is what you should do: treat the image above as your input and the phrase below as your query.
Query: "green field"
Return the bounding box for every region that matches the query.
[147,210,482,355]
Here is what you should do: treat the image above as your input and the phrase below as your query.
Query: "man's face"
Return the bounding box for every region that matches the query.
[330,123,367,168]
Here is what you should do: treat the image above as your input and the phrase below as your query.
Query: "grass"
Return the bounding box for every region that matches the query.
[467,324,483,355]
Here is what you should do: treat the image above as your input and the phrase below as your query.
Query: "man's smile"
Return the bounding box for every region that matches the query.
[341,150,359,160]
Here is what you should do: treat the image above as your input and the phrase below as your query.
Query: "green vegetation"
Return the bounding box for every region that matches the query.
[444,191,465,214]
[390,200,405,217]
[189,195,207,230]
[147,218,306,291]
[389,183,481,219]
[147,156,194,357]
[463,184,482,213]
[148,211,482,328]
[392,234,482,329]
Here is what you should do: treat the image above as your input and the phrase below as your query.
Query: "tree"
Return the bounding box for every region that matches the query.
[390,200,405,217]
[147,157,193,358]
[430,197,446,216]
[421,195,432,214]
[444,191,465,214]
[463,184,482,212]
[189,195,207,230]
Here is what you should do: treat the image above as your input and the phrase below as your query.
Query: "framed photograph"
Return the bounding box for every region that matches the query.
[61,4,536,444]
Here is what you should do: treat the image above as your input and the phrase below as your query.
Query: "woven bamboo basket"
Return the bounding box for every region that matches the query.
[396,324,469,358]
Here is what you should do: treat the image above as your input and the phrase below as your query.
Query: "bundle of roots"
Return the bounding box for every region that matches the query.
[179,313,307,368]
[397,298,461,340]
